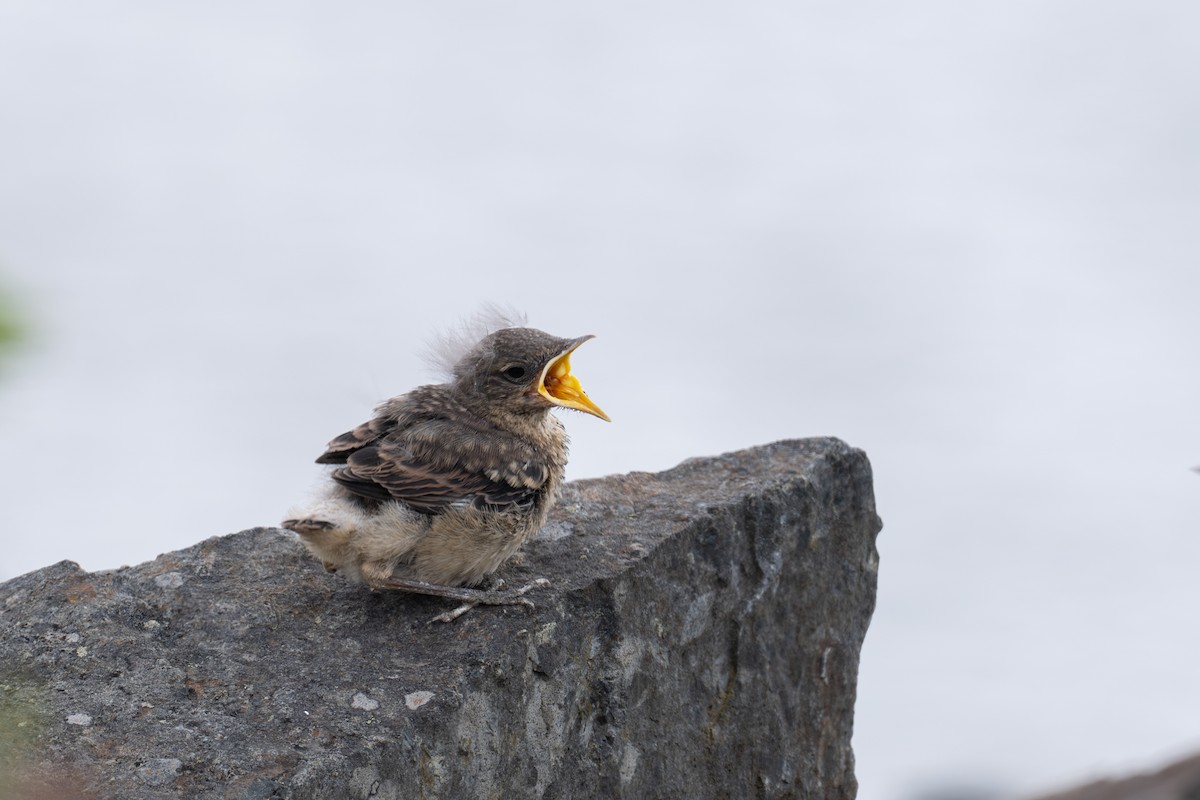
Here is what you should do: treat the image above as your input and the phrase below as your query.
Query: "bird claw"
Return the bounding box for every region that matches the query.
[282,518,336,534]
[368,575,551,622]
[429,603,483,624]
[428,598,532,624]
[423,578,551,624]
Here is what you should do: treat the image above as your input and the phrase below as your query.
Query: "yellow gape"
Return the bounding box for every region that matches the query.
[538,345,610,421]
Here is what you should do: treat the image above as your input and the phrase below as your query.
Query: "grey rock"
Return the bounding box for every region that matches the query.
[0,438,881,799]
[1025,750,1200,800]
[137,757,183,787]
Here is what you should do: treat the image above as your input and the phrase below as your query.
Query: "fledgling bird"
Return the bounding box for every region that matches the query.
[282,323,608,617]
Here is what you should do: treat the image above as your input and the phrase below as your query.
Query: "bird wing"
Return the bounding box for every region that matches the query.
[329,419,549,514]
[316,416,394,465]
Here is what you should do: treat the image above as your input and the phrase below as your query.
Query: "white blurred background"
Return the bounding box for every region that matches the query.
[1,2,1197,798]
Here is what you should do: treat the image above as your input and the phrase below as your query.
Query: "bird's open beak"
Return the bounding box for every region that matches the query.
[537,335,610,421]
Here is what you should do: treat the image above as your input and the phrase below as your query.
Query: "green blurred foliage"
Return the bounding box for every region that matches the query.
[0,675,98,798]
[0,282,26,379]
[0,677,44,800]
[0,287,21,350]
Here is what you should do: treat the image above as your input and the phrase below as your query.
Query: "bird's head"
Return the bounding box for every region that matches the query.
[452,327,610,422]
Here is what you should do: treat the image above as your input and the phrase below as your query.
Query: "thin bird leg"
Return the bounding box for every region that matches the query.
[371,577,551,623]
[430,604,473,624]
[427,579,551,624]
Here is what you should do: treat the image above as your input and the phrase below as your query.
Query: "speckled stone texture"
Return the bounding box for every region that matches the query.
[0,438,881,800]
[1026,752,1200,800]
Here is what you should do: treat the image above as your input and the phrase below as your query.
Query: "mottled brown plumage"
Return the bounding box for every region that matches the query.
[282,326,607,619]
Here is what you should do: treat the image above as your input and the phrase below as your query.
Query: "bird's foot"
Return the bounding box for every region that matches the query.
[429,578,552,623]
[370,576,551,623]
[281,518,335,534]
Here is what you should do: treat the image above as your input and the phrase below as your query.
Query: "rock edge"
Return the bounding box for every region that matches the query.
[0,437,882,800]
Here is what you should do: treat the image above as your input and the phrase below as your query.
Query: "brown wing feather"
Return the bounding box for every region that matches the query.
[330,421,548,514]
[331,445,540,513]
[316,416,395,464]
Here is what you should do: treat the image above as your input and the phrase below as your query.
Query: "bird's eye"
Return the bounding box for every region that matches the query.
[502,365,528,382]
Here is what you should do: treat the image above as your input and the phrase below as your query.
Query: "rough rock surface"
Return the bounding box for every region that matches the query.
[0,438,881,799]
[1026,752,1200,800]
